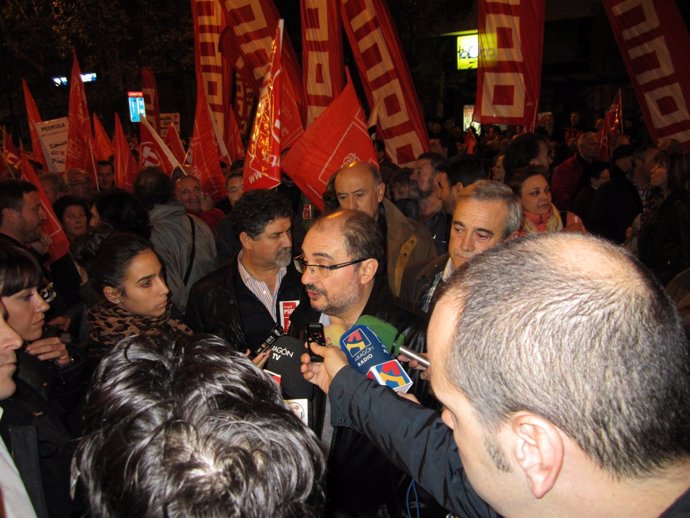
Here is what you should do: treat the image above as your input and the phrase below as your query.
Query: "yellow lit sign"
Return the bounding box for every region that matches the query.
[457,32,479,70]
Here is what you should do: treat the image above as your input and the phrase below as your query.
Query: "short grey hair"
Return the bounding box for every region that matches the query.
[457,180,522,238]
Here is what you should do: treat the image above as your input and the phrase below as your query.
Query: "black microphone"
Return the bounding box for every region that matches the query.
[263,335,314,400]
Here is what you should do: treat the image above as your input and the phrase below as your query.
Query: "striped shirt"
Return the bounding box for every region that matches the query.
[237,251,287,322]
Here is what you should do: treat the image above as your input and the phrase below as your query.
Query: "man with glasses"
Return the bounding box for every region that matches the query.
[186,189,302,354]
[289,208,431,517]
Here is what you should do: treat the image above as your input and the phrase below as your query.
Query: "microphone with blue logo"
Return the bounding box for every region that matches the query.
[338,319,413,393]
[355,315,430,369]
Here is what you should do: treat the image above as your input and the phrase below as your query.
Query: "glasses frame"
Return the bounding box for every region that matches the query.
[294,255,368,277]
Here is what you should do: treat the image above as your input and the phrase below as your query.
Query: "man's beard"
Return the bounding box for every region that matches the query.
[275,247,292,268]
[305,282,362,317]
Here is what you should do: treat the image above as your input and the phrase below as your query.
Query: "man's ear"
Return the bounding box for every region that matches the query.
[509,413,564,499]
[376,182,386,203]
[103,286,122,305]
[358,258,379,285]
[1,207,16,227]
[239,231,253,250]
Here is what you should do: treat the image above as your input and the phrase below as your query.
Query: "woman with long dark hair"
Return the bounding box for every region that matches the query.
[638,147,690,285]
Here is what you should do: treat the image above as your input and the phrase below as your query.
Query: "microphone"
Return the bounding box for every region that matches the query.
[339,324,413,393]
[263,335,315,400]
[355,315,430,368]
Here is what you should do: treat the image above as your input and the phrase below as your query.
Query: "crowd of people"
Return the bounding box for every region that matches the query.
[0,110,688,517]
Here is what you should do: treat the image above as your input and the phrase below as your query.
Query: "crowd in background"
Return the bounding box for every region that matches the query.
[0,103,688,517]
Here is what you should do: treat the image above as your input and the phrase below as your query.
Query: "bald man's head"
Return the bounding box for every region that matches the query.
[435,233,690,478]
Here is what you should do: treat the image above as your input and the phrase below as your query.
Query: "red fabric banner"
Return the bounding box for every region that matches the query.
[282,77,377,210]
[2,129,22,170]
[92,113,113,162]
[163,124,187,164]
[603,0,690,152]
[113,113,138,191]
[235,72,256,139]
[340,0,429,165]
[219,0,304,149]
[19,155,70,260]
[65,52,96,182]
[301,0,344,126]
[190,86,228,201]
[139,117,182,175]
[244,22,283,191]
[218,26,257,141]
[140,67,161,132]
[474,0,545,131]
[192,0,233,149]
[226,105,245,162]
[21,80,48,169]
[598,90,622,160]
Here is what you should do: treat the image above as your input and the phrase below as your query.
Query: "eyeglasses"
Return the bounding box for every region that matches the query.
[294,255,367,278]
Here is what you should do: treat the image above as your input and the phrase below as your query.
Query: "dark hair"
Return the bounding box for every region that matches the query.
[70,226,113,269]
[416,152,447,174]
[225,168,243,181]
[503,133,544,178]
[0,180,37,226]
[440,233,690,478]
[507,165,549,197]
[96,160,113,168]
[0,245,43,297]
[446,155,485,187]
[53,195,89,224]
[313,209,385,266]
[230,189,293,239]
[134,167,172,209]
[86,233,156,293]
[94,190,151,238]
[77,333,325,518]
[655,148,690,194]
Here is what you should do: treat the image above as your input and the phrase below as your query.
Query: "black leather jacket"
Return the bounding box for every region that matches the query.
[186,256,303,352]
[288,274,431,516]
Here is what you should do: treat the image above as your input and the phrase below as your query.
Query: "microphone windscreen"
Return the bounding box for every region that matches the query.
[263,335,314,399]
[355,315,402,356]
[339,325,392,374]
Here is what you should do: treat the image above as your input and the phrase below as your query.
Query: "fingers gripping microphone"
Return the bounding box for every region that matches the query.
[339,324,413,393]
[356,315,430,368]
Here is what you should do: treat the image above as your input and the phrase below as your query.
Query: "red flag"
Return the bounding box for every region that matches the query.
[139,117,183,175]
[341,0,429,165]
[192,0,233,153]
[113,113,138,191]
[65,51,96,182]
[474,0,545,132]
[219,0,304,149]
[18,154,70,260]
[140,67,161,132]
[226,105,245,163]
[465,129,477,155]
[218,27,256,140]
[597,90,622,160]
[244,22,284,192]
[282,75,377,210]
[21,80,48,169]
[92,113,113,162]
[301,0,344,126]
[2,128,22,169]
[190,87,227,202]
[163,124,187,164]
[603,0,690,152]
